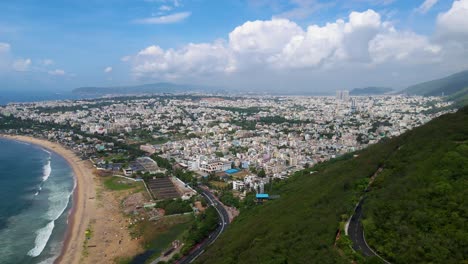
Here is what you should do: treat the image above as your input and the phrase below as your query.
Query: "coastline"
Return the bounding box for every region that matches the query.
[0,134,96,264]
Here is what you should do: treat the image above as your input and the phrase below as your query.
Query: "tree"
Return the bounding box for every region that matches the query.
[258,169,266,178]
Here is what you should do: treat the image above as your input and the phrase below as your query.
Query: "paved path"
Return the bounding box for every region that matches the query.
[348,199,378,257]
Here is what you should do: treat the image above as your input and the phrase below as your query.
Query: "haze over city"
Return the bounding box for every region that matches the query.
[1,0,468,92]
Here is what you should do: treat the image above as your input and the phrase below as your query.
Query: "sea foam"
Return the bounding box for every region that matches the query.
[27,221,55,257]
[28,178,73,258]
[42,159,52,181]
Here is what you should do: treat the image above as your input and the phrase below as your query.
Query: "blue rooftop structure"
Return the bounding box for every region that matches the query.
[225,168,240,174]
[256,193,269,199]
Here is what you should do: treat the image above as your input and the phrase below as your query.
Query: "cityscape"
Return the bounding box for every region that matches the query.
[0,0,467,263]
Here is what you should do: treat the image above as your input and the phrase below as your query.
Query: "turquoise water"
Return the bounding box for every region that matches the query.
[0,138,75,264]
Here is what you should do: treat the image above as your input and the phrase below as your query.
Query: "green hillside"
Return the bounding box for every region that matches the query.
[197,107,468,264]
[404,70,468,97]
[363,107,468,263]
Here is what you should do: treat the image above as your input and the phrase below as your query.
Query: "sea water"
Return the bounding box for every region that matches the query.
[0,138,75,264]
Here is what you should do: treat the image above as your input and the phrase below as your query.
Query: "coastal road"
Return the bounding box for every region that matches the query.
[176,186,229,264]
[348,198,390,263]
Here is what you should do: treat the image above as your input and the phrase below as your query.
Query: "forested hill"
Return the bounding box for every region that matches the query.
[403,70,468,97]
[197,106,468,264]
[363,106,468,263]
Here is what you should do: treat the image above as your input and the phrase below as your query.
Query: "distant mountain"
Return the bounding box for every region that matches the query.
[350,87,393,95]
[72,82,215,95]
[403,70,468,97]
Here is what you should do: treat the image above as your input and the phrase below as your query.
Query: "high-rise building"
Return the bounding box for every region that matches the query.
[335,90,350,101]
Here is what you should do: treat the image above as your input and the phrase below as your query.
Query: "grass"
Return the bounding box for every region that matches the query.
[104,176,139,191]
[209,180,229,189]
[127,214,193,263]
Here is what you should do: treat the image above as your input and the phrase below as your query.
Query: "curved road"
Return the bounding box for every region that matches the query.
[348,198,390,263]
[177,186,229,264]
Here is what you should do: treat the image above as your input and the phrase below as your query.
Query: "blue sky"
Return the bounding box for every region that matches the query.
[0,0,467,92]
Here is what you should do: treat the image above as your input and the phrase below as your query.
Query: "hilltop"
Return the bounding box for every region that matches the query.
[197,107,468,264]
[350,87,393,96]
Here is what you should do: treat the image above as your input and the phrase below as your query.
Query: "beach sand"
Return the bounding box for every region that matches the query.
[1,135,142,264]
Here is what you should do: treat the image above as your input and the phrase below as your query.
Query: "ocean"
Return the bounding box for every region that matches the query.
[0,90,94,106]
[0,138,75,264]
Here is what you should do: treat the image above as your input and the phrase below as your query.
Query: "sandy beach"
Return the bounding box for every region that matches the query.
[1,134,143,264]
[0,134,96,264]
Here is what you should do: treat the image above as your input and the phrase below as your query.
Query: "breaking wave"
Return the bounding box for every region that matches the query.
[27,187,73,257]
[42,159,51,181]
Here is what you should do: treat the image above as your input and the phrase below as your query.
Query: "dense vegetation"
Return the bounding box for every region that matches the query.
[181,207,219,255]
[197,135,399,263]
[197,107,468,264]
[363,107,468,263]
[157,199,193,215]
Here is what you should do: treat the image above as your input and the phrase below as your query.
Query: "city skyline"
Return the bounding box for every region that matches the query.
[0,0,467,92]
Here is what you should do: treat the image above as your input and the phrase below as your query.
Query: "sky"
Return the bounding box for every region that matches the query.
[0,0,467,93]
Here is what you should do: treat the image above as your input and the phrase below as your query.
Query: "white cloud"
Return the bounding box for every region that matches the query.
[104,66,113,73]
[132,40,235,79]
[48,69,66,76]
[126,9,445,82]
[0,42,10,53]
[159,5,172,11]
[437,0,468,36]
[134,11,191,24]
[229,19,303,55]
[42,59,54,66]
[12,58,31,72]
[369,31,441,63]
[416,0,439,14]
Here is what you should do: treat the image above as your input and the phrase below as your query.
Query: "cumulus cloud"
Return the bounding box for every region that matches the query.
[12,58,31,72]
[134,11,191,24]
[104,66,113,73]
[132,41,235,79]
[437,0,468,36]
[369,31,441,63]
[48,69,66,76]
[126,8,443,81]
[416,0,439,14]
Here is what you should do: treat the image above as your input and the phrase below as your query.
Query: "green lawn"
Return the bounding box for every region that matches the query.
[103,176,139,191]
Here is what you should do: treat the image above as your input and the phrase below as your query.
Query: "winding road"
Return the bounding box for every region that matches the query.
[177,186,229,264]
[348,199,379,257]
[346,166,390,263]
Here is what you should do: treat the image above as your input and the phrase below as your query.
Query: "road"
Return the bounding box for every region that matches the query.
[348,199,376,257]
[176,186,229,264]
[348,198,390,263]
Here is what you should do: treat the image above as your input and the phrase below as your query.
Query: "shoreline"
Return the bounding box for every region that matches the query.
[0,134,95,264]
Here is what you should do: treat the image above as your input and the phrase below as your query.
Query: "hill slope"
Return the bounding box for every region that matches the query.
[403,70,468,97]
[363,107,468,263]
[197,107,468,264]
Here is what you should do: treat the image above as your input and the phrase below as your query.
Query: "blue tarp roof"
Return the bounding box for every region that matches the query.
[225,168,240,174]
[256,193,269,199]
